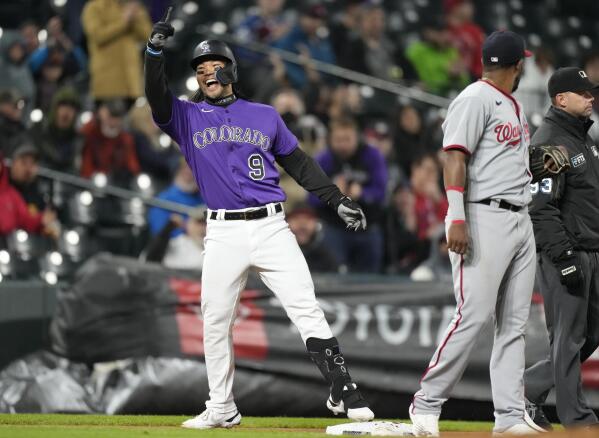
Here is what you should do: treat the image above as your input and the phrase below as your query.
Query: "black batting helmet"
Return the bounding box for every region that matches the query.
[190,40,238,84]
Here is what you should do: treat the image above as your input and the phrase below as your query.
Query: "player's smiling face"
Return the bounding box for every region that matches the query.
[196,59,232,100]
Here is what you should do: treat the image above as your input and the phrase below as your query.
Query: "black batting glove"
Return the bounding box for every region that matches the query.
[147,8,174,53]
[554,250,583,292]
[336,196,367,232]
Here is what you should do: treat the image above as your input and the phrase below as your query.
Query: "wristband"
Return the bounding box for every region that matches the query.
[446,186,465,222]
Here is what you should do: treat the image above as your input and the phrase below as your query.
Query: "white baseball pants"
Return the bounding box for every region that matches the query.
[412,202,536,432]
[201,204,333,414]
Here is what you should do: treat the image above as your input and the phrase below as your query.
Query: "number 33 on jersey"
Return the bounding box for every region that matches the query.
[157,97,298,210]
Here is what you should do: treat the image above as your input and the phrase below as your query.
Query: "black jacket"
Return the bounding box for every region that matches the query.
[529,106,599,261]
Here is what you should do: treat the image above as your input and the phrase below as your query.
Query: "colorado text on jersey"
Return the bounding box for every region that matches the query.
[192,125,271,151]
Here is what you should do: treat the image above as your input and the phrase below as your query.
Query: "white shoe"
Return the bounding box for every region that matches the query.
[492,410,547,435]
[327,396,375,422]
[409,404,440,437]
[181,409,241,429]
[493,423,541,436]
[327,383,375,422]
[524,410,548,433]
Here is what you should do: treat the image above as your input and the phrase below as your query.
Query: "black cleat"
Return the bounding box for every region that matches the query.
[525,398,553,431]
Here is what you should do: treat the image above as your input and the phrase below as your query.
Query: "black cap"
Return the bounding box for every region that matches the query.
[482,30,532,66]
[548,67,599,97]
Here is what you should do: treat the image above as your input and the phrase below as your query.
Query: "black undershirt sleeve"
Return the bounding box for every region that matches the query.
[144,52,173,124]
[276,147,344,209]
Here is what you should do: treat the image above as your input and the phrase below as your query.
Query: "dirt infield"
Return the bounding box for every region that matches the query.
[0,414,597,437]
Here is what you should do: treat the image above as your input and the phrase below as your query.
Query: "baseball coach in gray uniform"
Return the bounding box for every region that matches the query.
[524,67,599,430]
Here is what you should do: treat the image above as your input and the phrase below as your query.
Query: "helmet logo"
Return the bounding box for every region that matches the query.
[199,41,211,54]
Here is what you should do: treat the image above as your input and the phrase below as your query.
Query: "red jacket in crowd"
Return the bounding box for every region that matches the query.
[80,118,140,178]
[414,193,449,241]
[0,158,43,235]
[449,22,485,79]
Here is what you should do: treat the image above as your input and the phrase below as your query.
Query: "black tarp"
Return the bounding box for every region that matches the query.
[1,253,598,416]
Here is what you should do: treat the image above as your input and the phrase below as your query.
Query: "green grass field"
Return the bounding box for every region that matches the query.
[0,414,494,437]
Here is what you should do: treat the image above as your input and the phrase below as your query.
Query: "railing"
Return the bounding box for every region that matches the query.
[192,24,451,109]
[3,159,205,216]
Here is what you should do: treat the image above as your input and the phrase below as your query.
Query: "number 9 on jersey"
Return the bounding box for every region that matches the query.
[248,153,265,180]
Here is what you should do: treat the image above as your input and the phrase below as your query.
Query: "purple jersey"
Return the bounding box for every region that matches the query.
[157,96,298,210]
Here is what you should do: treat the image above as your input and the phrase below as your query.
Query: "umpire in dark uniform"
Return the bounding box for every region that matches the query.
[524,67,599,429]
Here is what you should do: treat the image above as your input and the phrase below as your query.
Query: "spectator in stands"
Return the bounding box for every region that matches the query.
[233,0,294,101]
[409,153,447,250]
[329,0,363,62]
[363,121,401,192]
[145,212,207,270]
[272,88,326,155]
[312,117,387,273]
[272,88,326,209]
[341,4,413,82]
[234,0,292,62]
[19,20,40,56]
[445,0,485,80]
[29,16,87,77]
[514,47,555,119]
[145,159,205,270]
[287,205,339,273]
[405,17,469,96]
[0,151,58,238]
[0,89,28,157]
[384,183,429,274]
[80,99,140,184]
[391,104,432,178]
[129,101,179,187]
[8,143,46,211]
[326,84,362,123]
[0,31,35,118]
[36,56,70,115]
[29,16,87,111]
[31,87,82,174]
[272,3,336,89]
[583,51,599,143]
[82,0,152,104]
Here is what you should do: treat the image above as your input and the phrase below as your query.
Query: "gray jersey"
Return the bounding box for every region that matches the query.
[442,80,532,206]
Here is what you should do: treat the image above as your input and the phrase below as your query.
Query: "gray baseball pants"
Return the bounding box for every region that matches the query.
[412,202,536,432]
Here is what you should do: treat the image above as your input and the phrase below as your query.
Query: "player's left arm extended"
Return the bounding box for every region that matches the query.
[276,148,367,231]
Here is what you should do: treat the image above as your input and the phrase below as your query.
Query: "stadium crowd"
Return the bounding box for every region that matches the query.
[1,0,598,280]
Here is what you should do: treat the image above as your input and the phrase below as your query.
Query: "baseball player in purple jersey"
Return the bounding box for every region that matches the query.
[144,11,374,430]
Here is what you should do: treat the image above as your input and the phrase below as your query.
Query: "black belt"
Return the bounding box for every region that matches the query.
[477,199,522,212]
[209,203,282,220]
